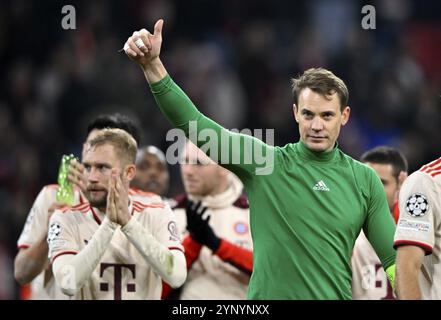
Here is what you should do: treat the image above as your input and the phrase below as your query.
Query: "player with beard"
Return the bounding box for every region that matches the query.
[48,128,186,299]
[15,114,145,299]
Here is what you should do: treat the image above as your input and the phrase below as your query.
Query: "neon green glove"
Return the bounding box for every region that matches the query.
[56,154,77,205]
[386,264,396,291]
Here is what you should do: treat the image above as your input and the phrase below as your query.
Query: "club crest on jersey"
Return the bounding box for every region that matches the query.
[405,193,429,217]
[234,222,249,235]
[48,222,62,243]
[168,221,180,241]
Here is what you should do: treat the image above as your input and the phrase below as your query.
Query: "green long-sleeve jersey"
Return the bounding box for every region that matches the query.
[150,75,396,299]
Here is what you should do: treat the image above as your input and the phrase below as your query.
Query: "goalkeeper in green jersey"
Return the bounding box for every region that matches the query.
[122,20,396,299]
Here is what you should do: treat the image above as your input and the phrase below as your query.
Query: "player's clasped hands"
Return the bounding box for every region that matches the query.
[123,19,164,68]
[106,169,131,226]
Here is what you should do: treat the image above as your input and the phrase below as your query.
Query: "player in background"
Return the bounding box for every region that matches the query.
[352,146,408,299]
[48,128,186,299]
[395,156,441,299]
[131,145,171,200]
[123,20,397,299]
[162,141,252,299]
[14,113,141,299]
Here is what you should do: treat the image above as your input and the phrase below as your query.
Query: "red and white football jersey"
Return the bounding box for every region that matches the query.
[352,231,396,300]
[394,158,441,299]
[17,185,85,300]
[172,174,252,299]
[48,195,183,300]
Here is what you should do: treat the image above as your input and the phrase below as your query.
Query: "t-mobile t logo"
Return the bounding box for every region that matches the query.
[100,263,136,300]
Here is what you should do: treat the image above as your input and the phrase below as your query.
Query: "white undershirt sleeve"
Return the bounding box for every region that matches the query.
[120,217,186,288]
[52,217,117,296]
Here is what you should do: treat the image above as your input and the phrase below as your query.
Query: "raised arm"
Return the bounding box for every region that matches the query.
[123,20,275,179]
[123,19,166,84]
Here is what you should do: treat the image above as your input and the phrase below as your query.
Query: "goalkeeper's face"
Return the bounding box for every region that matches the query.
[294,88,350,153]
[82,143,123,209]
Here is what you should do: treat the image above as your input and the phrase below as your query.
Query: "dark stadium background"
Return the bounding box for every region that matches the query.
[0,0,440,299]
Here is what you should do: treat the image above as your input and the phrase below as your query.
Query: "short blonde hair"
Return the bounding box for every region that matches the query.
[88,128,137,165]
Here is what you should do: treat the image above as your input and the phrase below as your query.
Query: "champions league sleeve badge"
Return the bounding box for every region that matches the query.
[405,193,429,218]
[48,222,62,243]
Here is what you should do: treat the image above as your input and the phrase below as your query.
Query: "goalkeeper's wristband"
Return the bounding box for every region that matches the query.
[386,264,396,291]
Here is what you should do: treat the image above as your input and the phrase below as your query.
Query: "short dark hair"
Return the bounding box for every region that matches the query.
[291,68,349,111]
[86,113,141,145]
[361,146,408,181]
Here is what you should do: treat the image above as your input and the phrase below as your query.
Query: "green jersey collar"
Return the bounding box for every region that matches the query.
[296,140,339,163]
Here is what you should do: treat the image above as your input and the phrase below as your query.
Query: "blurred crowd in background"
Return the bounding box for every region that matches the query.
[0,0,440,298]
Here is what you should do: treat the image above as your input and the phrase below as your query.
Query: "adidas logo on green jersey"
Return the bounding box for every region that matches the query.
[313,180,330,192]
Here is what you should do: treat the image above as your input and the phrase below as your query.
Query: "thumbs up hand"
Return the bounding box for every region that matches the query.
[123,19,164,69]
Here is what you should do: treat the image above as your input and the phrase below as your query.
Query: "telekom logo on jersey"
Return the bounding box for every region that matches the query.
[100,263,136,300]
[61,263,136,299]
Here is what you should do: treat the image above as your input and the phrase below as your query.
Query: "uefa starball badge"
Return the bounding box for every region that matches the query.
[56,154,78,205]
